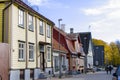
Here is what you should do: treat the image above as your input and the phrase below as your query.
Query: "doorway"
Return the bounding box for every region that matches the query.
[40,52,45,71]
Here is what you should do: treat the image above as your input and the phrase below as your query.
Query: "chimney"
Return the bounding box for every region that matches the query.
[61,24,65,32]
[70,28,74,33]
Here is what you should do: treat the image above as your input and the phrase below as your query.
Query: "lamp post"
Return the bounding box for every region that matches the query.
[58,18,62,78]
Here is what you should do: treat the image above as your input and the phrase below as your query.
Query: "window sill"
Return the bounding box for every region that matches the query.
[18,25,24,29]
[28,29,34,32]
[18,59,25,62]
[47,60,51,62]
[39,33,44,35]
[47,36,51,38]
[29,59,34,62]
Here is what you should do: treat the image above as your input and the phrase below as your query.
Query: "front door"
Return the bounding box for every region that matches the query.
[40,52,45,71]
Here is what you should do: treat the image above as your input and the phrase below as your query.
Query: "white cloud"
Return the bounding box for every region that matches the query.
[26,0,70,9]
[27,0,49,6]
[83,8,103,15]
[83,0,120,16]
[82,0,120,43]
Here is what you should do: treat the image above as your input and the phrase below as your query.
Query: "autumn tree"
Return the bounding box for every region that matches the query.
[92,39,120,66]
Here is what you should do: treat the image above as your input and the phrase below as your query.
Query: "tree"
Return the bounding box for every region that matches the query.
[110,42,120,66]
[92,39,111,64]
[92,38,120,66]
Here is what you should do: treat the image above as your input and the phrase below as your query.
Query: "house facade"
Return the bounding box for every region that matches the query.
[52,27,68,76]
[93,45,104,67]
[1,0,54,80]
[79,32,94,72]
[67,30,85,73]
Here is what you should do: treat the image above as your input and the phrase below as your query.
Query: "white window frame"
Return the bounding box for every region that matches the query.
[18,9,24,27]
[39,20,44,35]
[28,14,34,31]
[47,47,51,62]
[18,41,25,61]
[29,43,34,61]
[47,24,51,38]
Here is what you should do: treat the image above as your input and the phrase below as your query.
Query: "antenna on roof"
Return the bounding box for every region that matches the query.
[88,25,91,32]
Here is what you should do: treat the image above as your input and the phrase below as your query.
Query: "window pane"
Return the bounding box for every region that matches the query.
[40,20,44,35]
[47,47,51,61]
[40,44,44,52]
[18,9,24,27]
[47,24,51,37]
[29,44,34,60]
[28,14,33,31]
[18,42,25,60]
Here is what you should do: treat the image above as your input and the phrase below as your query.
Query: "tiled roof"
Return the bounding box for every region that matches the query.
[66,39,76,54]
[53,26,67,37]
[52,38,68,53]
[67,33,79,40]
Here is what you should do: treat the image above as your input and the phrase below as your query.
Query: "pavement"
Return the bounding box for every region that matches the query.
[37,70,114,80]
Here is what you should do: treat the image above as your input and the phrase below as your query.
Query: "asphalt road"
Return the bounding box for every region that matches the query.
[45,70,113,80]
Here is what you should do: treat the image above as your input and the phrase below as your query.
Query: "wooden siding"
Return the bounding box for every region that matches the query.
[2,1,53,70]
[10,5,26,69]
[0,0,10,1]
[27,16,36,68]
[0,3,5,42]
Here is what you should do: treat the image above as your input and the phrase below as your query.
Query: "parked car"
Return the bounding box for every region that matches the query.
[112,66,120,80]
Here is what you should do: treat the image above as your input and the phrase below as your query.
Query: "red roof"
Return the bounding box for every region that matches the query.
[66,39,76,54]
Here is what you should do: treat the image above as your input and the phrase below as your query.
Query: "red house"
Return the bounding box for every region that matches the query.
[52,26,68,76]
[52,27,85,75]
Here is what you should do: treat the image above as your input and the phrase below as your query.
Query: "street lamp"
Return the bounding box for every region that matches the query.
[58,18,62,78]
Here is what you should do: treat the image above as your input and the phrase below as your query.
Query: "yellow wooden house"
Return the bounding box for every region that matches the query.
[0,0,54,80]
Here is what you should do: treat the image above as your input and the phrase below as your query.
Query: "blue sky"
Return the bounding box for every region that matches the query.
[23,0,120,43]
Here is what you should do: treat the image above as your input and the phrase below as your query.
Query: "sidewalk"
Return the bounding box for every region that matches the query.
[36,74,76,80]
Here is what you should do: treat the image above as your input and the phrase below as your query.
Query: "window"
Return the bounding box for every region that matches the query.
[28,14,34,31]
[47,47,51,61]
[39,20,44,35]
[54,56,59,72]
[40,44,44,52]
[18,42,25,61]
[62,56,66,71]
[18,9,24,27]
[62,56,65,65]
[29,43,34,61]
[47,24,51,38]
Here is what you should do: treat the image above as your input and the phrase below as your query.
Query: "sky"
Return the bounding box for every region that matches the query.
[23,0,120,43]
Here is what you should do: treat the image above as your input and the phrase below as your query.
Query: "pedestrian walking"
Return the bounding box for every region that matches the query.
[109,65,112,74]
[105,65,109,74]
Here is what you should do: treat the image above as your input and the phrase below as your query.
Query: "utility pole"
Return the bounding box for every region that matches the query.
[58,19,62,78]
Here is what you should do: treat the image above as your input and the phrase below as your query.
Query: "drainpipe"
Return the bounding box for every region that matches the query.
[35,17,38,68]
[51,25,54,75]
[25,12,28,68]
[2,1,14,80]
[2,0,13,42]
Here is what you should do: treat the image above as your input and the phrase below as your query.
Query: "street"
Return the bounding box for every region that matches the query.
[44,70,113,80]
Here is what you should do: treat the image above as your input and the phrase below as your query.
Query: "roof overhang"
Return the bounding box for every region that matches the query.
[39,41,51,45]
